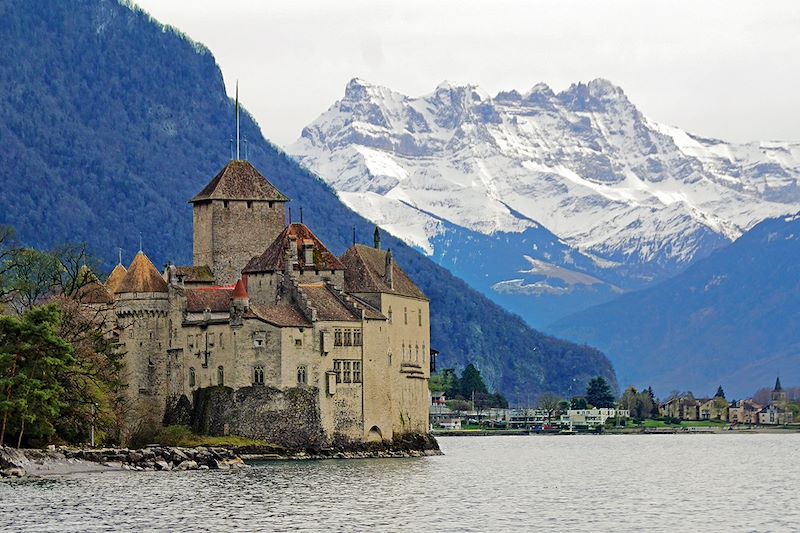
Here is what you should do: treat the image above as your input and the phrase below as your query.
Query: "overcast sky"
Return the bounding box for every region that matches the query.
[134,0,800,147]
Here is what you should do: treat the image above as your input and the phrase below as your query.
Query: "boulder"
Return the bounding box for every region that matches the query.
[176,460,198,471]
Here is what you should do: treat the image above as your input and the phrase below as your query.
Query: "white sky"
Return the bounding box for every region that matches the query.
[133,0,800,147]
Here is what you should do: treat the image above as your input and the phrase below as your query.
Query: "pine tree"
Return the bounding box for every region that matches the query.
[586,376,616,408]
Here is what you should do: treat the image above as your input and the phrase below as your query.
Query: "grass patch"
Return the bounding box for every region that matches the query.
[154,425,282,451]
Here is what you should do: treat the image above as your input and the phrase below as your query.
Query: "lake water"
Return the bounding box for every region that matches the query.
[2,434,799,532]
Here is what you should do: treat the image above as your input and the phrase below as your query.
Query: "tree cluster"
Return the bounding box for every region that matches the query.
[0,226,123,447]
[431,364,509,410]
[619,386,659,421]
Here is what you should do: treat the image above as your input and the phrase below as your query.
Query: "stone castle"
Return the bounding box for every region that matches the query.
[89,160,431,448]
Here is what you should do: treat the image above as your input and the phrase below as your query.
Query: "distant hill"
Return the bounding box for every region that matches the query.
[550,214,800,398]
[0,0,616,403]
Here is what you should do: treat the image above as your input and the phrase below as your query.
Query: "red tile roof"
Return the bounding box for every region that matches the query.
[340,245,427,300]
[247,303,311,328]
[243,223,344,274]
[232,278,248,300]
[190,160,288,203]
[185,286,234,312]
[299,282,360,322]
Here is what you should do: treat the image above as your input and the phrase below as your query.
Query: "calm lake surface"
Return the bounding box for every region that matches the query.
[2,434,799,532]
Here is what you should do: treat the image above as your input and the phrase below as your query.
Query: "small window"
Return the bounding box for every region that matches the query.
[223,200,229,208]
[344,329,352,346]
[187,335,194,350]
[422,343,426,362]
[353,329,362,346]
[419,309,422,327]
[217,365,224,386]
[387,307,393,324]
[334,329,343,346]
[253,365,264,385]
[295,338,302,347]
[254,332,266,348]
[333,360,342,383]
[343,361,352,383]
[208,333,215,347]
[297,365,307,385]
[352,361,361,383]
[404,307,408,325]
[219,333,224,349]
[416,344,420,361]
[268,201,274,208]
[247,201,253,209]
[189,367,196,388]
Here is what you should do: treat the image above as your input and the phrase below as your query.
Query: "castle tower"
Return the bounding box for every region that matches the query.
[190,160,288,286]
[114,251,171,439]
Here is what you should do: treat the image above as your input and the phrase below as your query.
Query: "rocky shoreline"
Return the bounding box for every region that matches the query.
[1,434,442,478]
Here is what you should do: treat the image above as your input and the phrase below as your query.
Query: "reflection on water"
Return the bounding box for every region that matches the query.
[2,434,799,532]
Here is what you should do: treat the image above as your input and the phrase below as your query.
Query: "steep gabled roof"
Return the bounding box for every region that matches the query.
[340,244,427,300]
[105,263,127,294]
[116,252,168,294]
[189,160,288,203]
[300,282,360,322]
[185,286,234,313]
[243,223,344,274]
[247,303,312,328]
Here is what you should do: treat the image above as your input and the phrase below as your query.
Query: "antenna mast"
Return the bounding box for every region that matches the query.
[235,80,240,160]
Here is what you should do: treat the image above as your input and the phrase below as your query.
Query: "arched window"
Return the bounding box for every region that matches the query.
[297,366,307,385]
[189,367,196,388]
[217,365,224,386]
[253,365,264,385]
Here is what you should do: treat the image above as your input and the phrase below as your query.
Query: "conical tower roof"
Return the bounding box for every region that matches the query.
[116,252,168,294]
[105,263,128,294]
[75,266,114,304]
[189,160,288,203]
[774,377,783,392]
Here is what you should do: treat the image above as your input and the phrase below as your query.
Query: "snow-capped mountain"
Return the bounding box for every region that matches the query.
[288,78,800,324]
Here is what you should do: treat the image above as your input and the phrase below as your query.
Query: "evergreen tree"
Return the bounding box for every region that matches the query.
[0,305,74,446]
[570,396,588,409]
[586,376,616,408]
[457,363,489,399]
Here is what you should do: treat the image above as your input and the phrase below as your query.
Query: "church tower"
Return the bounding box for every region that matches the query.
[190,160,288,286]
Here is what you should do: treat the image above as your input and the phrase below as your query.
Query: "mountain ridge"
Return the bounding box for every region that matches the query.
[289,77,800,325]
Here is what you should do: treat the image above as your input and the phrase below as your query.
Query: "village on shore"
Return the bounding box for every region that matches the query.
[429,377,797,434]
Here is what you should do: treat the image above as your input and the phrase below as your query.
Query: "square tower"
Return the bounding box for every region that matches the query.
[190,160,288,286]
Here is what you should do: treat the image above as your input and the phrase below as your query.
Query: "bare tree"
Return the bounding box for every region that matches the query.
[537,393,562,424]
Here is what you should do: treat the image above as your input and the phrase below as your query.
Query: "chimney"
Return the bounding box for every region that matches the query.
[385,249,394,290]
[373,226,381,249]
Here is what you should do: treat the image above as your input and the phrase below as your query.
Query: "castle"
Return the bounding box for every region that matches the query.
[89,160,431,448]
